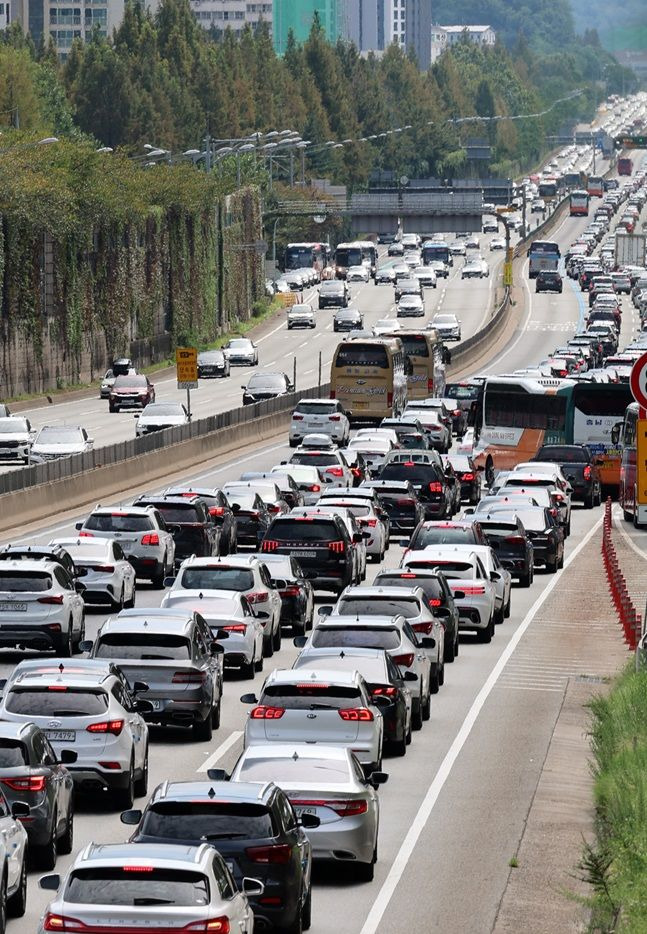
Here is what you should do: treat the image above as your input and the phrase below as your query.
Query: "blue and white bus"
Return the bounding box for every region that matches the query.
[528,239,561,279]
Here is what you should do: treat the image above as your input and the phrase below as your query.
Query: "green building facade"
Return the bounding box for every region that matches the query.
[273,0,339,54]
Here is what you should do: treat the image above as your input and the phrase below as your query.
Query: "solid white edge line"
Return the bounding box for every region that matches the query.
[358,514,603,934]
[198,730,243,772]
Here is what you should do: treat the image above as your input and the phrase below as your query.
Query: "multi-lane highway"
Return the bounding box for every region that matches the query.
[5,146,641,931]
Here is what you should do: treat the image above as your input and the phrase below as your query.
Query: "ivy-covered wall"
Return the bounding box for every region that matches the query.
[0,139,263,397]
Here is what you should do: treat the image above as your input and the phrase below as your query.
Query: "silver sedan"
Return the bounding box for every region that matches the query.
[51,537,136,610]
[230,742,388,881]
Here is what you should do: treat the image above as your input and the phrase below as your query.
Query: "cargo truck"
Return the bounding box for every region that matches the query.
[615,232,646,269]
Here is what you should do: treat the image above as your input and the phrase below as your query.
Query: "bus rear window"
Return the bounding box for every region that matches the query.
[336,345,389,369]
[572,385,632,417]
[399,335,429,358]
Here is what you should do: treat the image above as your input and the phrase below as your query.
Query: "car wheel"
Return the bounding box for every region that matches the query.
[0,873,6,934]
[59,803,74,855]
[134,745,148,798]
[584,492,594,509]
[355,859,375,882]
[151,559,166,589]
[242,656,255,679]
[125,584,136,609]
[438,660,445,687]
[117,759,135,809]
[558,551,565,570]
[7,856,26,919]
[302,884,312,931]
[504,597,511,619]
[411,698,423,731]
[59,622,74,658]
[476,620,493,643]
[37,814,58,871]
[254,651,264,673]
[519,570,532,588]
[111,586,125,612]
[272,621,281,651]
[211,697,221,730]
[263,633,274,658]
[109,404,116,413]
[546,557,558,574]
[390,728,407,757]
[430,666,440,694]
[421,689,431,721]
[444,636,455,663]
[193,712,213,742]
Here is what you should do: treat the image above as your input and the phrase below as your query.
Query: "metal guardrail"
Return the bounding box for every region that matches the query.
[0,383,331,498]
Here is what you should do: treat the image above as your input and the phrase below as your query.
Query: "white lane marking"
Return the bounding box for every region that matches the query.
[358,514,603,934]
[479,258,534,373]
[198,731,243,772]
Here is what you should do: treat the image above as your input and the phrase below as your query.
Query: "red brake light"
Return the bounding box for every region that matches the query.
[247,591,268,604]
[393,653,415,667]
[326,467,344,477]
[329,415,341,421]
[461,473,475,482]
[329,540,346,553]
[371,685,397,696]
[141,533,159,546]
[43,914,85,932]
[209,506,225,516]
[86,719,124,735]
[38,595,65,605]
[308,484,321,492]
[187,919,231,933]
[122,865,154,872]
[78,531,94,538]
[351,468,362,478]
[504,535,525,544]
[221,624,247,633]
[288,798,368,817]
[296,683,330,689]
[339,707,373,721]
[387,391,393,407]
[427,378,434,392]
[453,409,461,416]
[411,621,433,635]
[397,499,413,505]
[292,414,304,420]
[280,586,301,597]
[459,585,486,595]
[48,685,68,691]
[172,671,206,684]
[92,565,114,573]
[261,540,279,552]
[429,482,443,493]
[245,844,291,864]
[583,465,592,479]
[360,518,378,527]
[429,598,442,607]
[250,706,285,719]
[268,504,281,513]
[2,775,46,792]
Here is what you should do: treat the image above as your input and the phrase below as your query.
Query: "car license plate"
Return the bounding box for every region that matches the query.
[291,551,313,558]
[149,700,163,711]
[0,603,27,612]
[45,730,75,742]
[354,401,368,409]
[294,806,318,816]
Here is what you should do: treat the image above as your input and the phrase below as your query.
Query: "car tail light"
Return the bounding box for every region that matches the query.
[429,482,443,493]
[247,591,268,605]
[86,719,124,735]
[186,919,231,933]
[412,621,434,635]
[396,498,413,505]
[291,798,368,817]
[292,414,304,421]
[308,484,321,492]
[172,671,206,684]
[504,535,526,544]
[360,518,378,527]
[78,531,94,538]
[92,565,115,573]
[2,775,46,792]
[326,467,344,478]
[122,866,155,872]
[351,468,362,478]
[267,504,281,513]
[329,541,345,553]
[583,465,592,479]
[221,624,247,634]
[393,653,415,667]
[280,586,301,597]
[427,378,434,392]
[453,409,461,416]
[261,540,279,552]
[245,844,291,864]
[330,390,336,399]
[43,914,87,932]
[461,473,475,482]
[387,391,393,407]
[371,685,397,696]
[550,507,558,518]
[141,533,160,546]
[329,415,341,422]
[339,708,373,721]
[459,585,486,595]
[209,506,225,516]
[552,492,564,501]
[38,595,65,605]
[250,706,285,719]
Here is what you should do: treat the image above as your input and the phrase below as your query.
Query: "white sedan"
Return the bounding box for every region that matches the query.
[462,257,490,279]
[347,265,370,283]
[135,402,189,437]
[430,313,461,341]
[51,537,136,610]
[397,294,425,317]
[490,236,507,251]
[373,318,399,336]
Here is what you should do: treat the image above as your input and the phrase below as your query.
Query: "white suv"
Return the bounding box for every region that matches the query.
[162,555,283,656]
[76,506,175,588]
[289,399,350,448]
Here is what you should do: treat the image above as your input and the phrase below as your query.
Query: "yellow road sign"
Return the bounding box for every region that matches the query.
[636,419,647,504]
[176,346,198,388]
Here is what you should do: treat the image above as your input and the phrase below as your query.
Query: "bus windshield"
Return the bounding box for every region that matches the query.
[422,242,449,264]
[335,246,363,268]
[529,241,560,257]
[284,245,317,270]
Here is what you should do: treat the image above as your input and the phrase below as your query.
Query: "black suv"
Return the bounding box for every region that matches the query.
[121,780,315,933]
[476,514,534,587]
[133,495,221,565]
[163,486,238,555]
[536,270,563,293]
[533,443,602,508]
[377,460,452,519]
[261,513,358,593]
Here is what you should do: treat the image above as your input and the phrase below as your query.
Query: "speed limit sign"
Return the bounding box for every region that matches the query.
[630,352,647,413]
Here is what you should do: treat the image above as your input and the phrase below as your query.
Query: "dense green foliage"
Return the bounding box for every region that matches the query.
[570,0,647,52]
[433,0,576,52]
[586,666,647,932]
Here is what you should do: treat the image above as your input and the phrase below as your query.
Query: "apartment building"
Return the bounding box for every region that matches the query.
[190,0,272,36]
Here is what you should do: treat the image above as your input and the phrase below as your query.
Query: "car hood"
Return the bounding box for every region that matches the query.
[138,415,186,427]
[0,432,30,442]
[31,442,86,454]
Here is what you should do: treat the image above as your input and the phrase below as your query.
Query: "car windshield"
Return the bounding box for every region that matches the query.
[261,684,362,709]
[85,514,153,533]
[65,868,210,907]
[0,572,52,592]
[140,801,275,840]
[35,427,82,443]
[434,316,455,324]
[295,402,337,415]
[4,688,109,716]
[198,352,223,363]
[142,405,183,417]
[0,741,27,766]
[248,375,285,390]
[113,376,146,388]
[228,340,251,349]
[311,627,400,649]
[337,597,419,618]
[413,527,476,547]
[0,419,28,433]
[94,633,191,660]
[239,756,350,782]
[179,567,254,591]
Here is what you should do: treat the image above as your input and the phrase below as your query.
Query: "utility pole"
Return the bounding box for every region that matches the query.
[205,133,212,172]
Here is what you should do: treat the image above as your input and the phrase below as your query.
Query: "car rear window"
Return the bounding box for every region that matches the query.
[290,453,338,467]
[536,446,589,462]
[412,527,476,547]
[445,383,480,401]
[399,335,429,357]
[478,522,520,536]
[512,509,547,532]
[376,574,444,603]
[179,567,254,592]
[94,633,191,660]
[0,740,27,766]
[5,688,109,716]
[85,514,153,533]
[140,801,275,840]
[0,572,52,592]
[311,627,400,650]
[65,868,209,907]
[405,560,473,576]
[268,520,340,542]
[379,464,440,483]
[228,492,260,511]
[261,684,361,708]
[295,403,336,415]
[336,597,419,619]
[322,502,369,518]
[149,505,201,524]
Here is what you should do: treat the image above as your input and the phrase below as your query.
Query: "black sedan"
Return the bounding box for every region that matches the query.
[535,270,563,293]
[227,491,273,549]
[333,307,364,332]
[533,444,602,508]
[513,506,564,573]
[476,513,534,586]
[242,371,294,406]
[198,349,230,378]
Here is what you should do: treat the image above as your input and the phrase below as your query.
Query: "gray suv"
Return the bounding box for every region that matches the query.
[319,280,349,309]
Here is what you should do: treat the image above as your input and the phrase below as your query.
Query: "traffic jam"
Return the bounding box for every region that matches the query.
[0,141,646,932]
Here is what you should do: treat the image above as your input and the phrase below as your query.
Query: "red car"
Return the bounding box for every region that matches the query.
[108,373,155,412]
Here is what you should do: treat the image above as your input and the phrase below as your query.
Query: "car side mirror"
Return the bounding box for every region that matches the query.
[210,641,225,656]
[476,465,485,472]
[611,424,621,445]
[0,679,7,692]
[353,533,363,543]
[271,579,288,591]
[299,813,321,829]
[240,693,258,704]
[74,581,86,594]
[75,522,83,531]
[370,771,389,787]
[254,610,270,620]
[403,670,418,682]
[134,699,155,714]
[318,606,333,617]
[59,749,77,765]
[293,636,307,648]
[120,809,143,825]
[490,571,501,581]
[372,694,393,708]
[207,768,230,782]
[463,507,475,515]
[242,878,265,898]
[39,874,61,891]
[434,606,450,619]
[132,681,149,694]
[420,637,436,650]
[163,576,176,587]
[133,414,140,419]
[11,802,30,819]
[78,640,93,654]
[453,590,466,600]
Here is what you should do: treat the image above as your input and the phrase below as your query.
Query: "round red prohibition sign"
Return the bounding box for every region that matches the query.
[630,351,647,411]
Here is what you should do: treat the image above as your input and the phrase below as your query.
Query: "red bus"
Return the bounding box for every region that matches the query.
[569,190,589,216]
[587,176,605,197]
[618,157,633,176]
